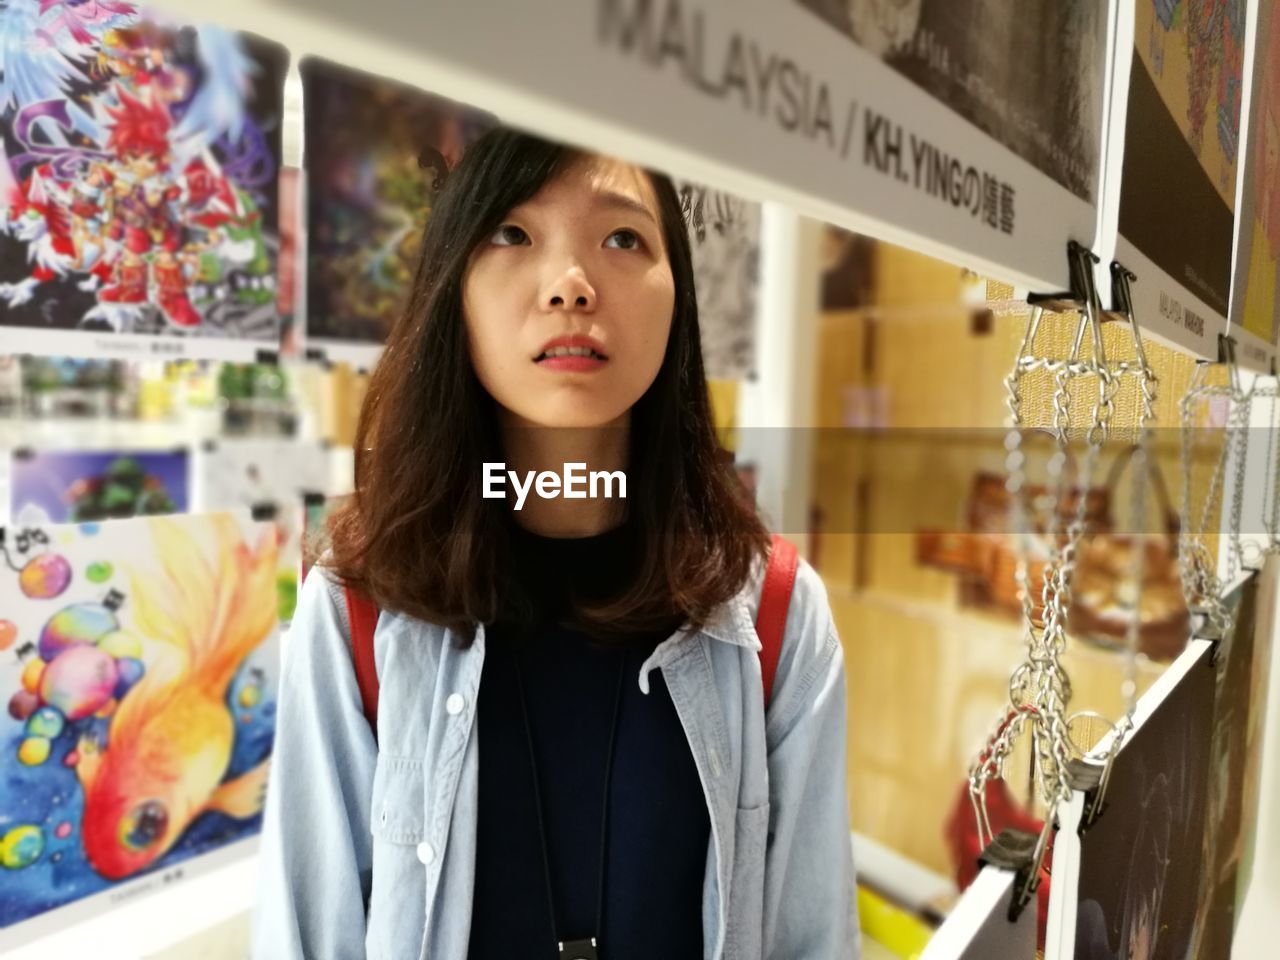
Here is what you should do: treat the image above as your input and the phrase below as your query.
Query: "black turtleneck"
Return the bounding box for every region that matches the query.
[467,516,709,959]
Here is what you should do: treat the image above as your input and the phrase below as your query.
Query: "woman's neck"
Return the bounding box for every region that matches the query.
[498,411,630,537]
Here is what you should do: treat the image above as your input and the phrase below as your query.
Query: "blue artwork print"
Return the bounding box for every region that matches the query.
[11,448,190,523]
[0,514,280,933]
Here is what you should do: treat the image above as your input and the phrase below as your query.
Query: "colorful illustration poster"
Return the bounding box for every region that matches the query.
[196,438,331,623]
[1230,0,1280,351]
[301,57,496,364]
[0,512,279,940]
[0,4,287,362]
[11,449,190,525]
[277,166,303,360]
[676,180,760,379]
[1073,643,1215,959]
[795,0,1106,204]
[1115,0,1247,360]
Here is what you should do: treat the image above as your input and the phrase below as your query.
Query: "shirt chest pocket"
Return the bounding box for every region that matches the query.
[370,754,426,845]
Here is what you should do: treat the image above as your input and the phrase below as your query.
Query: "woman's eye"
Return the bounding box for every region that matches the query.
[490,224,528,246]
[605,229,642,250]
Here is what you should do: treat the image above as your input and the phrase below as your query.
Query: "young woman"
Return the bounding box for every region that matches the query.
[253,127,857,959]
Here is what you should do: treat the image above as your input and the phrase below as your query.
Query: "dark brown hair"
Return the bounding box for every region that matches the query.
[324,126,770,644]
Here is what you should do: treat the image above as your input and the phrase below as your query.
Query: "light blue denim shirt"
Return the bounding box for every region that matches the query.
[252,551,859,959]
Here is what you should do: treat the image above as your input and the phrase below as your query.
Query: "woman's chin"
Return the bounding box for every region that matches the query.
[523,411,625,429]
[505,399,632,430]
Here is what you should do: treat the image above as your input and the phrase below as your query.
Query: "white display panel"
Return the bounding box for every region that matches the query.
[921,864,1037,960]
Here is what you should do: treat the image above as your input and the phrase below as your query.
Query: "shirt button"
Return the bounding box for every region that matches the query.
[445,693,465,716]
[416,841,435,865]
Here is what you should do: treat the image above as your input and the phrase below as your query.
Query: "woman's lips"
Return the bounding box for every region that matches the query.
[535,354,607,372]
[534,334,609,372]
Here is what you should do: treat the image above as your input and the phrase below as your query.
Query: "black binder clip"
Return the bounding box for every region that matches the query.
[1110,262,1138,319]
[1027,240,1102,314]
[1198,332,1237,366]
[1218,332,1237,365]
[304,347,332,369]
[1068,757,1108,832]
[978,827,1044,923]
[250,502,279,522]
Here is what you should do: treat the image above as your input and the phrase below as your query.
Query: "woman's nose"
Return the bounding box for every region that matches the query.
[543,265,596,312]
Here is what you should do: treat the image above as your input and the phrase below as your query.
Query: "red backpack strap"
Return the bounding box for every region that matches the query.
[343,585,381,740]
[756,534,800,709]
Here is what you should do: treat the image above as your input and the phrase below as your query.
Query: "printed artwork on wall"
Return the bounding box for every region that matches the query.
[676,181,760,379]
[277,166,302,359]
[1074,644,1215,959]
[0,4,287,358]
[301,57,496,350]
[1118,0,1247,322]
[0,512,280,934]
[198,439,328,512]
[1230,0,1280,345]
[11,448,190,525]
[1189,576,1270,957]
[795,0,1107,203]
[197,439,331,623]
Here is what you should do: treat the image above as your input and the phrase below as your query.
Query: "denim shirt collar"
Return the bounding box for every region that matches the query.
[635,586,758,696]
[696,590,759,649]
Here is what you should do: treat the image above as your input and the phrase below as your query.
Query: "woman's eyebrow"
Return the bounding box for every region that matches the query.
[592,189,659,225]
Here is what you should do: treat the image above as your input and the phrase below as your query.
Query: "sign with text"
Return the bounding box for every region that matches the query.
[188,0,1113,292]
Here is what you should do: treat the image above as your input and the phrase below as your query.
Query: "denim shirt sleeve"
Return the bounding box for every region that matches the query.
[762,562,860,958]
[251,564,378,960]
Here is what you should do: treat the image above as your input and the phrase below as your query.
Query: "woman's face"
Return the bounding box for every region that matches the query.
[462,154,676,429]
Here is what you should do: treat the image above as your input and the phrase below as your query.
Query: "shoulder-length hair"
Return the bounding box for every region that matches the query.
[324,126,770,644]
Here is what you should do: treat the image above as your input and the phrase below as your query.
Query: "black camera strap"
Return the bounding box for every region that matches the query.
[513,648,625,960]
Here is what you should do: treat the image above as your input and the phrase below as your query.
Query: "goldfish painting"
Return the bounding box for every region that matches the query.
[0,511,281,935]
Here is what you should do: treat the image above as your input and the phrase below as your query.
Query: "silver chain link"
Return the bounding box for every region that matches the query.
[969,296,1142,848]
[1179,361,1248,640]
[1257,381,1280,550]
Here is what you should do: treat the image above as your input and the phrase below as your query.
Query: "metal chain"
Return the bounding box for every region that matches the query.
[1122,363,1159,720]
[1226,389,1251,583]
[1178,363,1247,639]
[1069,288,1159,826]
[969,300,1128,846]
[1257,382,1280,549]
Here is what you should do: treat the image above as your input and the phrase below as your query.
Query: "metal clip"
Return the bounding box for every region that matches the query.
[1013,815,1057,919]
[1027,240,1101,315]
[977,828,1043,923]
